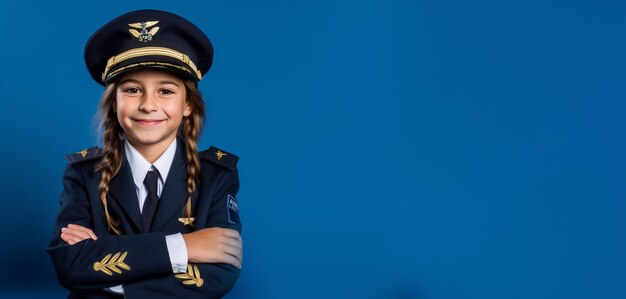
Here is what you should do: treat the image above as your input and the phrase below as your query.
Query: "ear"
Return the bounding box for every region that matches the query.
[183,101,192,117]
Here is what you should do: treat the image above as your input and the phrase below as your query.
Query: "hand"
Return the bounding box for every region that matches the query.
[60,224,98,245]
[182,228,242,269]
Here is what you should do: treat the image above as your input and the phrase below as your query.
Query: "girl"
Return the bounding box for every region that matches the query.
[47,9,243,299]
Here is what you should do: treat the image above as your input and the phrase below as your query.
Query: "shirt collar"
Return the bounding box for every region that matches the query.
[124,138,178,188]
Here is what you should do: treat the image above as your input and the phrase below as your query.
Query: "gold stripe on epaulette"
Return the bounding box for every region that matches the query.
[93,252,131,276]
[215,150,227,161]
[76,149,89,158]
[175,264,203,287]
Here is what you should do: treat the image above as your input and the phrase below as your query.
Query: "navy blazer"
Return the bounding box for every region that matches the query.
[47,140,241,299]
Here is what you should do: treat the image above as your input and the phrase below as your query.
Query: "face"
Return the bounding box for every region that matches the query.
[115,69,191,155]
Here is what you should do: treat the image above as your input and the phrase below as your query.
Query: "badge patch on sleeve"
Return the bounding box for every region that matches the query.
[227,194,240,224]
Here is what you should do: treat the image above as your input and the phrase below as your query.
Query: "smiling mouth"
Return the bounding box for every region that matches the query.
[133,118,165,125]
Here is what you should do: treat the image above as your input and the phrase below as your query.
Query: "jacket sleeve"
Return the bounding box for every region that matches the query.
[123,168,242,299]
[47,163,174,291]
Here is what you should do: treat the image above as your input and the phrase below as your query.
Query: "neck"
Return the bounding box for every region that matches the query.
[127,137,176,164]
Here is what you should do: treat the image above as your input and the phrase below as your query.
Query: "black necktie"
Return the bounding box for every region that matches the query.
[142,169,159,232]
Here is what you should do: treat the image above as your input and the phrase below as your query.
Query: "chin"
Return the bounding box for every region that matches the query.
[129,134,170,146]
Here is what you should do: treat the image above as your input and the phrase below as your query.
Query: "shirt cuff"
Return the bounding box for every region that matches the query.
[107,285,124,294]
[165,233,188,273]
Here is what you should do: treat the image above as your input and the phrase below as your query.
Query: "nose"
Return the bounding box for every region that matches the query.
[138,92,158,112]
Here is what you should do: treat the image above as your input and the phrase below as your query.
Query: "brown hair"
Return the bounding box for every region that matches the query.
[95,78,205,234]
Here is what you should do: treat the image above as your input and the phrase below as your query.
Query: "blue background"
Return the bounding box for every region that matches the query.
[0,0,624,298]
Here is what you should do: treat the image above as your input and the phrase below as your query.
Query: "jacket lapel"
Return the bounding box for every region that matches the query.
[108,158,142,232]
[151,140,189,232]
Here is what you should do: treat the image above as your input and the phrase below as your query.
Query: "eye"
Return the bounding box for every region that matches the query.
[123,87,141,94]
[159,88,175,95]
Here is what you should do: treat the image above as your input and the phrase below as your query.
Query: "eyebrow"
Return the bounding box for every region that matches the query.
[118,78,141,85]
[118,79,181,87]
[158,80,181,87]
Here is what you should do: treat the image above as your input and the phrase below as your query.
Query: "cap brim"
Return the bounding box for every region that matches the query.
[104,55,198,84]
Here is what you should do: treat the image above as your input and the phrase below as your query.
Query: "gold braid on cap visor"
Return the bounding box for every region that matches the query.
[101,46,202,82]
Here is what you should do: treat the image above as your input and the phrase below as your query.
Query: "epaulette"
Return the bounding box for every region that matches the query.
[65,146,104,164]
[200,146,239,172]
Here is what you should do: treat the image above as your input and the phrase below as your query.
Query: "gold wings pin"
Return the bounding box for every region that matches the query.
[178,217,195,226]
[128,21,160,42]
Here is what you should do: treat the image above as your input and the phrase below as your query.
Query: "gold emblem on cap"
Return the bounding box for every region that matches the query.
[76,149,89,158]
[175,264,204,287]
[128,21,160,42]
[93,251,131,276]
[178,217,195,226]
[215,150,227,161]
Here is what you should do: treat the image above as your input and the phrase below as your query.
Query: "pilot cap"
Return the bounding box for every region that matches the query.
[84,9,213,86]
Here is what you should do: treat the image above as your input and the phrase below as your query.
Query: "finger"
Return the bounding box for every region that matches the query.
[61,234,73,245]
[87,230,97,240]
[65,228,92,240]
[222,237,242,250]
[216,227,240,238]
[223,244,243,263]
[220,253,242,269]
[67,223,88,230]
[60,232,71,243]
[62,228,93,241]
[204,228,241,243]
[67,224,97,240]
[67,224,92,236]
[61,230,89,243]
[61,232,86,245]
[220,228,241,240]
[67,224,94,235]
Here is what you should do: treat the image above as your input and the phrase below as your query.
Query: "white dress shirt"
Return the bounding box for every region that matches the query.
[108,138,188,294]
